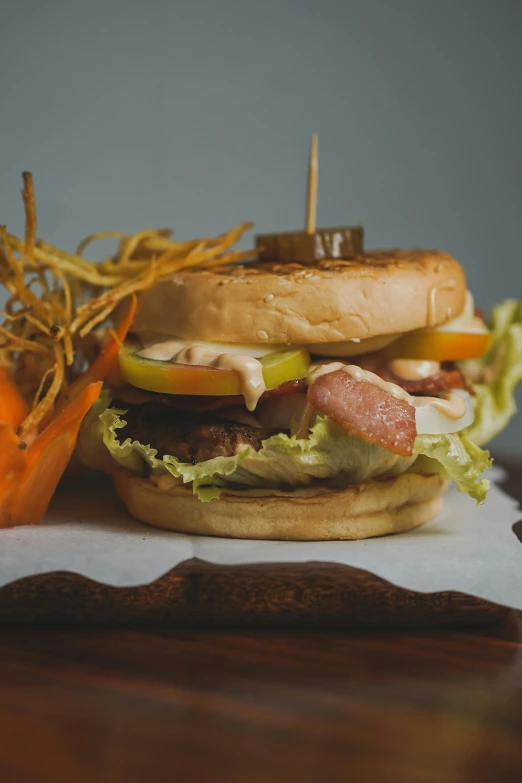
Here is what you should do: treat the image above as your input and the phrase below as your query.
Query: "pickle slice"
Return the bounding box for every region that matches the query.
[256,226,364,264]
[259,348,310,391]
[119,345,310,397]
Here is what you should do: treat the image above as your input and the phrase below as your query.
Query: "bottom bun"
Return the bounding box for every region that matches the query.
[113,471,446,541]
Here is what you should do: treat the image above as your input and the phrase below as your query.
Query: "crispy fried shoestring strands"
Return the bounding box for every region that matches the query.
[17,342,65,440]
[0,172,255,434]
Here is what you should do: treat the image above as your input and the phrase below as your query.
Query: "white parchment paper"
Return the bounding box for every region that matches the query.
[0,467,521,610]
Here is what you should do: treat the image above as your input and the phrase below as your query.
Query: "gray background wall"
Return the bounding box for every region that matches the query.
[1,0,521,454]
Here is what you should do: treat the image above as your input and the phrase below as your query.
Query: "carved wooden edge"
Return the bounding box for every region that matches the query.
[0,559,509,628]
[2,457,519,628]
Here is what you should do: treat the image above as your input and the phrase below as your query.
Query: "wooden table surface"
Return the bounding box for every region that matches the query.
[0,457,521,783]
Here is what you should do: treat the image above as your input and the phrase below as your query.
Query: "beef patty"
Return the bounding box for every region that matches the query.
[115,402,271,464]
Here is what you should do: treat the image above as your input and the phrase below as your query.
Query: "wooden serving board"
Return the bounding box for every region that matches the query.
[1,458,518,629]
[0,558,508,628]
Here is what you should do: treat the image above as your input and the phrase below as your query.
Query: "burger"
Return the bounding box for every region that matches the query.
[78,232,522,540]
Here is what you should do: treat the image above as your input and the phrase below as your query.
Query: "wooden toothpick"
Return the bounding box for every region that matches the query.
[305,134,318,234]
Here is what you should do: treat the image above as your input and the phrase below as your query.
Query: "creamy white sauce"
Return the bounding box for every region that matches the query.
[418,392,466,420]
[214,353,265,411]
[138,339,266,410]
[308,362,411,401]
[388,359,440,381]
[139,337,287,360]
[434,290,488,334]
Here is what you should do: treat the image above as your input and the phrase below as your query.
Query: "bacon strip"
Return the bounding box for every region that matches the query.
[115,379,308,412]
[356,354,472,396]
[308,370,416,456]
[375,365,473,396]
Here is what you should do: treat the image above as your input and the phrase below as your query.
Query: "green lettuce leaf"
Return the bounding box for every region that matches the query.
[78,402,491,504]
[95,407,417,501]
[412,433,491,503]
[461,299,522,446]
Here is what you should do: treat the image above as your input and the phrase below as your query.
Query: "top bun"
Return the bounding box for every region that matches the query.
[132,249,467,344]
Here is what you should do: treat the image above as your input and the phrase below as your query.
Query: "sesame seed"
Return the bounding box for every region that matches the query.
[264,294,274,303]
[257,330,269,340]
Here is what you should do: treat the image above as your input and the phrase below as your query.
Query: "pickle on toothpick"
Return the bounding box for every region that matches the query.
[256,137,364,263]
[256,226,364,264]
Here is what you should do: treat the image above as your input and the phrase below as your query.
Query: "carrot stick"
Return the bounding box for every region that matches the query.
[0,293,134,527]
[0,424,27,527]
[0,367,29,430]
[7,381,103,527]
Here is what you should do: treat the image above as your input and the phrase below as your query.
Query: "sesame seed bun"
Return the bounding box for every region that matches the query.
[132,249,466,345]
[113,470,447,541]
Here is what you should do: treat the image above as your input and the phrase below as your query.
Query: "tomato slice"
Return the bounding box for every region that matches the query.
[119,345,310,397]
[385,328,491,362]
